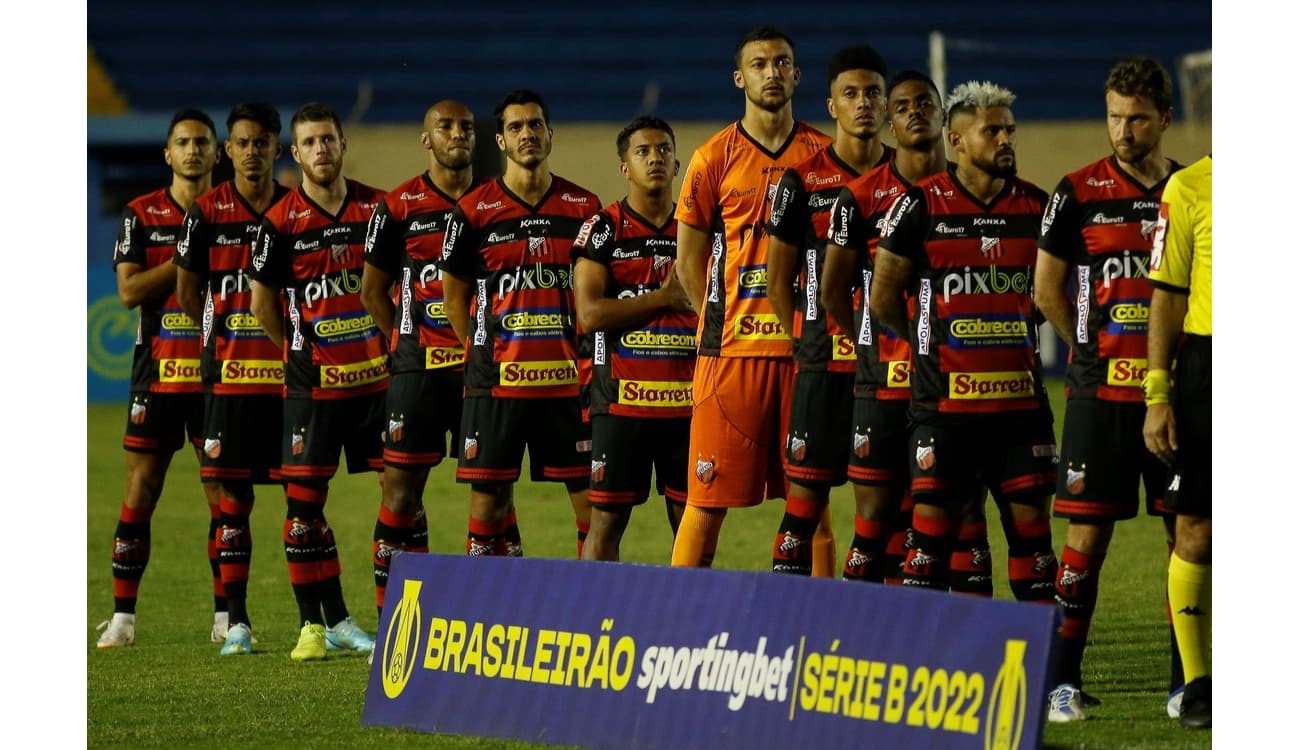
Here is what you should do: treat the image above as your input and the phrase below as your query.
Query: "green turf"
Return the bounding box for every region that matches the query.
[86,385,1210,749]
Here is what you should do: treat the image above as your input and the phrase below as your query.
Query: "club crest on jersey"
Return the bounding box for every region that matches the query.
[291,433,304,456]
[788,435,807,462]
[331,243,350,260]
[1140,218,1158,239]
[653,255,672,272]
[1066,466,1085,495]
[695,458,715,484]
[979,236,1003,259]
[853,431,870,459]
[464,437,479,461]
[204,438,222,460]
[916,444,936,471]
[388,418,404,444]
[528,236,546,256]
[590,459,606,483]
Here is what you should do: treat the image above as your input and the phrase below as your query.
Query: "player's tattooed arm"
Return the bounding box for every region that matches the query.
[869,248,911,337]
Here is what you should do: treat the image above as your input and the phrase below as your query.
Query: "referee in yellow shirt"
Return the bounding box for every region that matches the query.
[1142,154,1211,730]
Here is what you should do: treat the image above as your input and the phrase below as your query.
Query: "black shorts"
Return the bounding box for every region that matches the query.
[383,369,464,470]
[199,393,283,484]
[1167,335,1211,517]
[589,414,690,507]
[456,396,591,485]
[122,391,204,455]
[846,397,911,488]
[910,410,1057,507]
[1052,399,1169,520]
[784,370,854,488]
[281,392,386,482]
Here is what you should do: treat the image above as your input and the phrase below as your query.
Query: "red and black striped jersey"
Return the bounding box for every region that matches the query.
[879,169,1051,418]
[1038,156,1182,402]
[113,187,202,394]
[676,121,831,358]
[571,199,698,419]
[438,175,600,399]
[829,161,946,400]
[249,180,388,400]
[769,145,892,373]
[364,173,485,375]
[175,180,291,395]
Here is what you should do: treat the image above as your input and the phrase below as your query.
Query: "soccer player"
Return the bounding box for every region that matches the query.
[765,45,893,576]
[571,117,696,561]
[361,100,480,612]
[1034,58,1184,721]
[249,102,385,661]
[175,102,292,655]
[870,81,1059,604]
[824,70,997,590]
[671,26,832,568]
[1143,154,1211,730]
[96,109,223,649]
[439,90,600,559]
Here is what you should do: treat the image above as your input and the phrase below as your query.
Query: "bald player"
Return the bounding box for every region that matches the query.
[362,100,483,613]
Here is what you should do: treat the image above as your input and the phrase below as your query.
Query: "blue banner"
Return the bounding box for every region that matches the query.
[363,554,1059,749]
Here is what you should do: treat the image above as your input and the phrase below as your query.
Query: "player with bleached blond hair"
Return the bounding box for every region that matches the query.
[870,80,1060,607]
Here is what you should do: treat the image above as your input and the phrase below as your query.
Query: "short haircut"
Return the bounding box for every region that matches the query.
[1105,57,1174,112]
[826,45,887,86]
[168,108,216,140]
[616,116,676,160]
[946,81,1016,122]
[227,102,282,137]
[888,69,942,105]
[493,90,550,134]
[734,26,795,68]
[290,102,343,140]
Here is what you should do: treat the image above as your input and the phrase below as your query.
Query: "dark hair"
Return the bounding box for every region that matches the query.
[827,45,887,86]
[1105,57,1174,113]
[734,26,795,68]
[887,70,941,104]
[289,102,343,140]
[493,90,550,134]
[616,116,676,160]
[168,108,216,140]
[227,102,282,137]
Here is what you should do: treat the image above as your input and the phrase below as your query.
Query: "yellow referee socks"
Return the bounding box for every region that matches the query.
[1168,552,1212,682]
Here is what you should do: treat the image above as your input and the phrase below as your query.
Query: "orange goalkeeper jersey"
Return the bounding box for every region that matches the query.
[675,121,830,358]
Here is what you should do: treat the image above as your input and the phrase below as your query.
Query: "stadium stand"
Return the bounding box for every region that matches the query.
[88,1,1209,122]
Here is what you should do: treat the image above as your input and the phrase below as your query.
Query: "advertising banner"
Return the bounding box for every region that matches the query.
[363,554,1059,750]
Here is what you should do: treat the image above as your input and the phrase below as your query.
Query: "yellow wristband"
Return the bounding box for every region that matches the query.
[1142,368,1171,405]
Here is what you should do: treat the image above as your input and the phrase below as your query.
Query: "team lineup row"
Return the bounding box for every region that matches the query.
[94,25,1212,732]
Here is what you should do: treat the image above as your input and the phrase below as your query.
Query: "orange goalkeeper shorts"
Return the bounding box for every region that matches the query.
[686,355,792,508]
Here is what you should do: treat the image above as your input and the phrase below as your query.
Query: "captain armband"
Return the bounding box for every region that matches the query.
[1142,368,1172,406]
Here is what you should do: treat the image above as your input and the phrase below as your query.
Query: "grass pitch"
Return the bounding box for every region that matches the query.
[86,385,1210,749]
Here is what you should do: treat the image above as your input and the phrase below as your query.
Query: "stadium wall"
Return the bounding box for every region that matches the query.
[86,120,1211,401]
